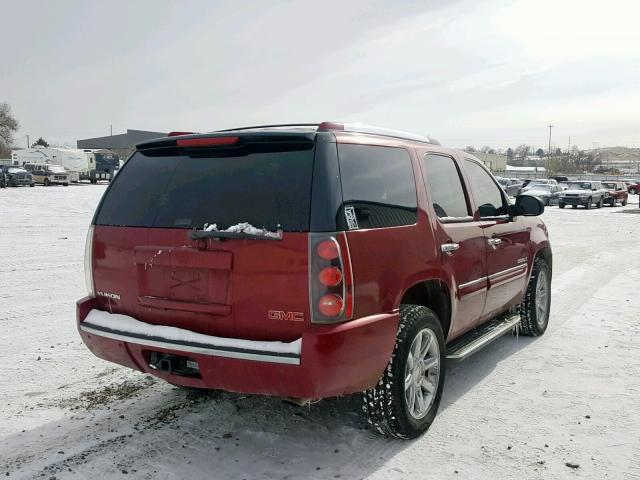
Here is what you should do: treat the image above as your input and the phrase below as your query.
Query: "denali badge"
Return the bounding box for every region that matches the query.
[516,257,527,265]
[344,206,359,230]
[97,291,121,300]
[268,310,304,322]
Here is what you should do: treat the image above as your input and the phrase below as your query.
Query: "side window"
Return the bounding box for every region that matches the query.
[463,159,508,217]
[420,154,470,220]
[337,144,417,229]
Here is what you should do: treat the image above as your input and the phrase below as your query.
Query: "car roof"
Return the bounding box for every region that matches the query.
[137,122,442,150]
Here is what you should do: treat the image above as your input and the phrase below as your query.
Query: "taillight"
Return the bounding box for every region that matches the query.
[84,225,95,297]
[309,233,354,323]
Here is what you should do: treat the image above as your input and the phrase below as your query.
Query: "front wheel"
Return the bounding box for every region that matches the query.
[363,305,445,439]
[585,197,592,209]
[29,183,35,187]
[630,188,637,195]
[559,203,565,209]
[519,257,551,336]
[622,197,627,206]
[597,197,603,208]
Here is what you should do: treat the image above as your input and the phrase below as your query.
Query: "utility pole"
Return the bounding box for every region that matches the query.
[110,124,113,136]
[26,135,30,148]
[547,125,554,172]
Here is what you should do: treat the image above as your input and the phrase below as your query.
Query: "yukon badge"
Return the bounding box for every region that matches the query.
[344,206,359,230]
[268,310,304,322]
[97,291,121,300]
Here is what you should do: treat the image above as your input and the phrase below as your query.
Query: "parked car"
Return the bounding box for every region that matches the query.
[602,182,628,206]
[0,170,7,188]
[76,122,552,439]
[519,183,564,206]
[0,166,34,187]
[625,182,640,195]
[551,175,569,183]
[521,178,558,191]
[496,176,522,196]
[558,181,608,209]
[23,163,70,186]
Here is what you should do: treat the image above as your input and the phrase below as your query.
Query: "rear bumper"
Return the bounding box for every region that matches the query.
[76,297,399,399]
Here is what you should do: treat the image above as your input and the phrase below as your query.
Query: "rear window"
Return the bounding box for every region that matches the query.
[337,144,417,229]
[95,143,315,231]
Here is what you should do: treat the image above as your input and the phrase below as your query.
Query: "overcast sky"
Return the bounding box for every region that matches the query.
[3,0,639,150]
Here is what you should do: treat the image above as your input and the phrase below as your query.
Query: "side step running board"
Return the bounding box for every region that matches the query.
[446,313,520,361]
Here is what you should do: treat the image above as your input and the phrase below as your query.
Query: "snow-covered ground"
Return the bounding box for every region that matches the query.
[1,185,640,479]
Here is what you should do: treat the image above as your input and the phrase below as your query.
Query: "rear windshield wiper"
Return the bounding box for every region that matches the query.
[189,223,283,241]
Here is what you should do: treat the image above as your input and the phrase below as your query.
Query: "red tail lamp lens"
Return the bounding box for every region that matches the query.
[319,267,342,287]
[316,240,339,260]
[318,294,343,317]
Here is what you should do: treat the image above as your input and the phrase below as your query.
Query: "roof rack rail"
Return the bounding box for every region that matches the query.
[216,123,320,132]
[214,122,440,145]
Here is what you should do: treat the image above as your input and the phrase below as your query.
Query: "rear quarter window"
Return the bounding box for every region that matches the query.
[337,144,417,229]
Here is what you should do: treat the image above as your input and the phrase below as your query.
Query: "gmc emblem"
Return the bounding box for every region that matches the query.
[268,310,304,322]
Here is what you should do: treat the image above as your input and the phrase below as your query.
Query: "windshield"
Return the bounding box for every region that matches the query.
[566,182,592,190]
[8,168,26,174]
[49,165,65,173]
[496,178,508,186]
[602,183,616,189]
[95,143,315,231]
[529,180,547,185]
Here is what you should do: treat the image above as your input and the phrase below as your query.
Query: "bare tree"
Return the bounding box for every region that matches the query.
[0,103,19,158]
[464,146,476,153]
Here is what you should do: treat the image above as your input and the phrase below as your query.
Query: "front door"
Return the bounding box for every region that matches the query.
[462,159,528,319]
[419,153,488,338]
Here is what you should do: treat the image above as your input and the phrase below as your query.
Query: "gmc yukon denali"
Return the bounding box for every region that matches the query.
[77,122,552,438]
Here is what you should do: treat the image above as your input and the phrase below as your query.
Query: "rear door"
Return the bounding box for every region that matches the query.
[419,152,487,338]
[92,135,316,342]
[462,158,528,320]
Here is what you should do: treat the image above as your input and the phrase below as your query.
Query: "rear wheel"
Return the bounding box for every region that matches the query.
[597,197,603,208]
[559,203,565,209]
[44,178,50,186]
[572,205,577,209]
[630,188,637,195]
[519,257,551,336]
[362,305,445,439]
[622,197,627,206]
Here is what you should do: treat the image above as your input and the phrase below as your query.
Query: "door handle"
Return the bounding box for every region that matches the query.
[441,243,460,253]
[488,238,502,249]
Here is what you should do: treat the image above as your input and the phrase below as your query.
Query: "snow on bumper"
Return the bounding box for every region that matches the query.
[81,309,301,365]
[76,297,399,398]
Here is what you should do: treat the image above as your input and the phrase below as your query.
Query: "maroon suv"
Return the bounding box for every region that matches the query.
[77,122,552,438]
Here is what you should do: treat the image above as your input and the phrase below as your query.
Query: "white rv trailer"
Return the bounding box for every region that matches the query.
[11,148,90,182]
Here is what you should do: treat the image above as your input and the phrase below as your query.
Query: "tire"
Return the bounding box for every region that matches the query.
[630,188,637,195]
[572,205,577,209]
[559,203,565,209]
[63,183,69,187]
[622,197,627,206]
[544,198,550,206]
[362,305,446,439]
[519,257,551,336]
[596,197,603,209]
[29,183,35,187]
[585,197,592,209]
[44,178,50,186]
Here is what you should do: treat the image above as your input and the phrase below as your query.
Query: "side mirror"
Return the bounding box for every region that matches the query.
[509,195,544,219]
